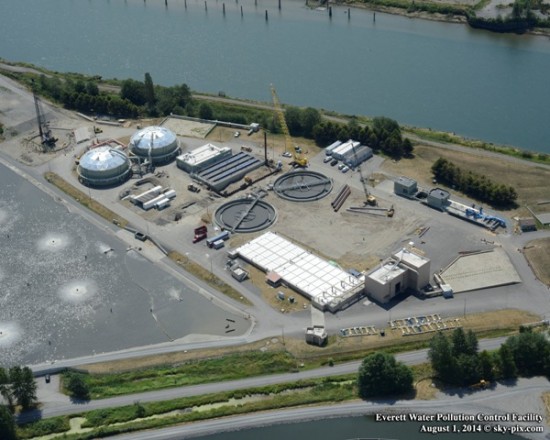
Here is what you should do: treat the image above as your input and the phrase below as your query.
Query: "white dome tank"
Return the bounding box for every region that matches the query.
[129,126,180,164]
[78,146,131,187]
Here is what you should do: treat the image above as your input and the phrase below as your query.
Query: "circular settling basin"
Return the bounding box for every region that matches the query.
[273,170,333,202]
[215,199,277,233]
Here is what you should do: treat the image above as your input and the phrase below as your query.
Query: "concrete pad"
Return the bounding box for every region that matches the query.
[161,117,215,139]
[440,248,521,293]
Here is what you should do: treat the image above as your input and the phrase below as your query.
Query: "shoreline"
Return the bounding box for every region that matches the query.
[1,60,549,162]
[338,0,550,37]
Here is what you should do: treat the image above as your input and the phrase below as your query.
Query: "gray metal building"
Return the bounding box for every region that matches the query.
[195,152,263,192]
[343,145,373,168]
[394,176,418,198]
[427,188,451,211]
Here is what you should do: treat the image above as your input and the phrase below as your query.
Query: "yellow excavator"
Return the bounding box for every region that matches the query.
[270,84,308,168]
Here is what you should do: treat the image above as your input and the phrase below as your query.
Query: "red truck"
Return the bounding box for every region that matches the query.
[193,225,207,243]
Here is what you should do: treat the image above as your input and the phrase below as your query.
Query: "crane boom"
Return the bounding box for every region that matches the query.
[352,143,376,206]
[270,84,307,167]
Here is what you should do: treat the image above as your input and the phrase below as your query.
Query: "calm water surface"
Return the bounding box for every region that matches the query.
[200,416,522,440]
[1,0,550,152]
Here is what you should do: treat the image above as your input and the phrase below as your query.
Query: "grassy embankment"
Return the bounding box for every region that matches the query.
[18,309,537,438]
[44,172,252,306]
[65,309,536,399]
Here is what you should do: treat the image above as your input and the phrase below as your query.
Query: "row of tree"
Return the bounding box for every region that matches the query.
[357,325,550,399]
[33,74,140,118]
[429,327,550,386]
[32,72,193,119]
[284,107,413,159]
[431,157,518,207]
[0,366,38,440]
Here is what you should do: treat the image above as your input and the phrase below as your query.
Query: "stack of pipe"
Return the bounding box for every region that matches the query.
[331,184,350,212]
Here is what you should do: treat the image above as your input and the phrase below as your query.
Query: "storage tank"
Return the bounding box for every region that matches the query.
[129,126,180,164]
[77,146,131,187]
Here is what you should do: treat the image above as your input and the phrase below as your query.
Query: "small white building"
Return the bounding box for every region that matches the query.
[365,249,431,304]
[176,143,232,173]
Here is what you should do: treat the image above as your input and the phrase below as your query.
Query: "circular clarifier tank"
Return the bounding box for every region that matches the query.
[37,232,71,252]
[0,321,23,348]
[129,126,180,164]
[273,170,333,202]
[58,279,97,304]
[215,198,277,233]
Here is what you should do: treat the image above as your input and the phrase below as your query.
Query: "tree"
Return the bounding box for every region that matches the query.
[428,332,456,383]
[497,343,518,379]
[120,79,146,106]
[65,373,90,400]
[9,367,37,410]
[503,329,550,377]
[144,72,156,109]
[0,405,17,440]
[452,328,478,357]
[479,350,496,382]
[0,368,12,409]
[301,107,321,138]
[358,352,413,398]
[198,102,214,120]
[284,106,303,136]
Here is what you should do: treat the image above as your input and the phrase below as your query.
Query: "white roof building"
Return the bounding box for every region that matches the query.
[235,232,365,312]
[176,143,232,173]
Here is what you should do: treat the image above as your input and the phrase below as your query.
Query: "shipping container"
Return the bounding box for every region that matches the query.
[206,230,230,248]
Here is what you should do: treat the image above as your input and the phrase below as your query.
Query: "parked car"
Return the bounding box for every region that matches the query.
[234,131,240,138]
[341,166,350,173]
[282,151,292,158]
[323,156,332,163]
[45,374,51,383]
[330,159,338,166]
[338,163,345,170]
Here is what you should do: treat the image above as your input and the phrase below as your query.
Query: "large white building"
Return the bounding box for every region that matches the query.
[176,143,232,173]
[365,249,430,304]
[234,232,365,312]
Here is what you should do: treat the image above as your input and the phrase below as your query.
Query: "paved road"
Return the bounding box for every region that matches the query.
[27,337,507,423]
[108,376,550,440]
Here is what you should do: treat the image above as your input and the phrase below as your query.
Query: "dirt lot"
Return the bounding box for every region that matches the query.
[382,144,550,217]
[523,237,550,287]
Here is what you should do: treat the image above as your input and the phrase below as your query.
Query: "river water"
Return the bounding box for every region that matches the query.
[199,415,522,439]
[1,0,550,152]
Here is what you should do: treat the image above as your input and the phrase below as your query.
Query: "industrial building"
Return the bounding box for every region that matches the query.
[427,188,451,211]
[394,176,418,198]
[325,140,342,156]
[129,126,180,164]
[176,143,232,173]
[365,248,431,304]
[234,232,365,312]
[343,146,373,168]
[77,146,131,187]
[518,217,537,232]
[328,139,373,168]
[194,152,263,192]
[331,139,360,161]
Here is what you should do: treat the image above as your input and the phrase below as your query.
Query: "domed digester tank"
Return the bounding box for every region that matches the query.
[77,146,131,187]
[129,126,180,165]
